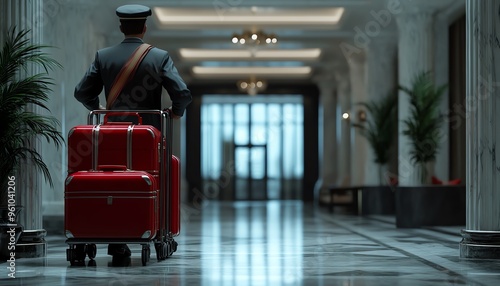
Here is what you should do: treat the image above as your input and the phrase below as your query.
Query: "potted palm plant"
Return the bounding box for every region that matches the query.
[0,28,63,259]
[352,91,398,184]
[399,71,446,184]
[352,91,398,215]
[395,71,465,228]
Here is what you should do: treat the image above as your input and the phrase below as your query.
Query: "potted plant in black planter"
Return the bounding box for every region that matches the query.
[0,28,63,259]
[352,91,398,215]
[395,71,465,228]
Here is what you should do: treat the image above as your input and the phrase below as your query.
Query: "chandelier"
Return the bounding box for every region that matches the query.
[237,79,267,96]
[231,30,278,45]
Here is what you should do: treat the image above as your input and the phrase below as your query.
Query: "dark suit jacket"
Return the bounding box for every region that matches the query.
[74,37,192,128]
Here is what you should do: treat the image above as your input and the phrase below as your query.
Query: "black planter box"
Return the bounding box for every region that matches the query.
[395,185,466,228]
[361,186,396,215]
[324,185,395,215]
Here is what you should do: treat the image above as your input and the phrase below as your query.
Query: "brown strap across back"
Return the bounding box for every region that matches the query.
[106,43,153,110]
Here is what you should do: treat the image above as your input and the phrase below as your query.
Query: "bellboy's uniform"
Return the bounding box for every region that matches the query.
[74,5,192,129]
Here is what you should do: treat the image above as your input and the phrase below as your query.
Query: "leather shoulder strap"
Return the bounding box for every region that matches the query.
[106,43,153,110]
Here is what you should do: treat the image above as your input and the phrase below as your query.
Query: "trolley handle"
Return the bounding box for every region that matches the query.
[103,112,142,125]
[87,110,171,126]
[96,165,128,171]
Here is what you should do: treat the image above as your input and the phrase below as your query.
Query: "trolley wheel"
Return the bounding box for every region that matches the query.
[163,242,169,259]
[86,244,97,259]
[141,245,150,266]
[67,245,86,266]
[75,244,87,261]
[156,242,168,261]
[172,240,178,253]
[67,248,76,265]
[167,241,173,257]
[155,243,162,261]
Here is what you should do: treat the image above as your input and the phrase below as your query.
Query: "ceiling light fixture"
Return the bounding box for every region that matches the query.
[231,30,277,46]
[179,48,321,60]
[238,79,267,96]
[191,66,312,78]
[153,7,345,27]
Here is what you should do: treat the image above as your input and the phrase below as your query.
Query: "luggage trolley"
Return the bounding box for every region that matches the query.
[64,110,179,266]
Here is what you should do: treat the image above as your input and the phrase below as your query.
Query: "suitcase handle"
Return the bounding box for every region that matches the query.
[104,122,135,125]
[97,165,128,171]
[103,112,143,125]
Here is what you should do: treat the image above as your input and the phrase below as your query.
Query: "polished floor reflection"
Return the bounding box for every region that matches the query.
[1,201,500,285]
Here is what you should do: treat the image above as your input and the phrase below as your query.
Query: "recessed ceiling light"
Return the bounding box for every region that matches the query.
[192,66,312,78]
[154,7,344,27]
[179,48,321,60]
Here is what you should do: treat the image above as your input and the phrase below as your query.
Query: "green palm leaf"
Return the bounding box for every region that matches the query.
[400,71,446,164]
[352,91,398,165]
[0,27,63,190]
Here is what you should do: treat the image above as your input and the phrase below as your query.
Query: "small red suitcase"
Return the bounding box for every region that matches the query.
[67,112,161,175]
[64,167,159,239]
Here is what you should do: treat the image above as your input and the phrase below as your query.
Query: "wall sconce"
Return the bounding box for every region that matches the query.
[237,79,267,95]
[231,30,278,46]
[357,110,367,122]
[342,112,350,120]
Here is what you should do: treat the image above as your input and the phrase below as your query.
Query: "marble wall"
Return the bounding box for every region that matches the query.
[335,71,352,186]
[315,78,338,193]
[347,53,368,186]
[364,38,397,185]
[396,10,435,186]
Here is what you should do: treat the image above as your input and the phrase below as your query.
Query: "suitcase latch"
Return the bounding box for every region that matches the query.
[107,196,113,205]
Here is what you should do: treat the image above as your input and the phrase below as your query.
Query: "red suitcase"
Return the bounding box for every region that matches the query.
[67,112,161,175]
[64,167,159,239]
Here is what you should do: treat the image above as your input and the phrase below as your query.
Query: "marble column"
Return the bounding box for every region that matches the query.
[1,0,48,258]
[460,0,500,259]
[334,69,352,186]
[364,38,397,185]
[347,53,368,185]
[396,8,435,186]
[314,78,338,201]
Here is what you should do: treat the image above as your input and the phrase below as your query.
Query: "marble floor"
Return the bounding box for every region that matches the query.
[1,201,500,285]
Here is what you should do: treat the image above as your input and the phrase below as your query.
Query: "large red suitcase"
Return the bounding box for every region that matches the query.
[64,167,159,239]
[67,112,161,174]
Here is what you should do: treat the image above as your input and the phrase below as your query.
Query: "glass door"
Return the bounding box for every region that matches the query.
[234,144,267,200]
[201,95,303,201]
